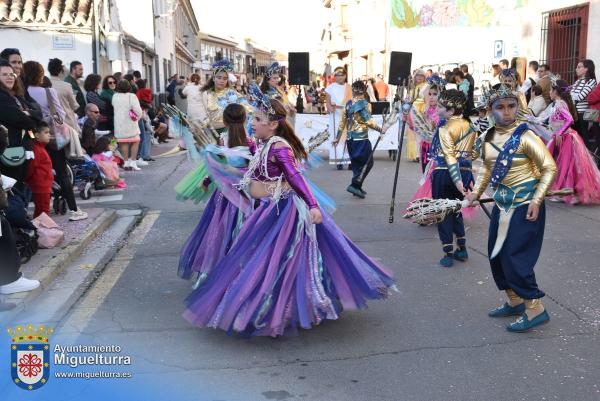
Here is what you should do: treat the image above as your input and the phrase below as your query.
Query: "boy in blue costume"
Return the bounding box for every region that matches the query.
[466,84,557,332]
[334,80,383,198]
[429,89,478,267]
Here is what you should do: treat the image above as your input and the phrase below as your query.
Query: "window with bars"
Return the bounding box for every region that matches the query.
[540,3,589,83]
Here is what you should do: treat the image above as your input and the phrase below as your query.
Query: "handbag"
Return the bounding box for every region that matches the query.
[1,145,26,167]
[583,109,600,122]
[32,212,64,249]
[45,88,71,150]
[128,95,139,121]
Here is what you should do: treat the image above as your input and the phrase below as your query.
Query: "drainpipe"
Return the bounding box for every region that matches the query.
[91,0,99,74]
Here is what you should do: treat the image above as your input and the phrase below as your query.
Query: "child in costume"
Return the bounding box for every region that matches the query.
[405,69,427,162]
[183,96,395,337]
[260,62,296,125]
[529,79,600,205]
[408,75,442,172]
[178,103,255,286]
[333,80,386,198]
[466,83,557,332]
[429,89,478,267]
[200,60,252,138]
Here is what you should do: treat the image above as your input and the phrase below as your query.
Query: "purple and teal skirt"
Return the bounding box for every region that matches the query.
[183,193,395,337]
[178,190,244,281]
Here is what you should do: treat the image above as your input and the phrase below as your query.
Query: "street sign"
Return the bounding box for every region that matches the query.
[52,35,75,50]
[494,40,504,59]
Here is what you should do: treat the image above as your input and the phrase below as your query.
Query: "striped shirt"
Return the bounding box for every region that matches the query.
[473,116,490,134]
[570,78,597,114]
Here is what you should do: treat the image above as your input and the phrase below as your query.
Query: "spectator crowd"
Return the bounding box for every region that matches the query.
[0,47,176,304]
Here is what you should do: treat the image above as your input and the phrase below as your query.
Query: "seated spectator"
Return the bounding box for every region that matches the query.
[149,105,170,143]
[81,103,102,155]
[528,85,547,117]
[25,122,53,218]
[91,136,125,188]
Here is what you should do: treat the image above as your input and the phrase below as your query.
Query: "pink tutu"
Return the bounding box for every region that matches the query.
[547,128,600,205]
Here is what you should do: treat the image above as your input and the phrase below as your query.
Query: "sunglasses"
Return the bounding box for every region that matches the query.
[90,110,100,114]
[108,81,116,84]
[334,74,345,77]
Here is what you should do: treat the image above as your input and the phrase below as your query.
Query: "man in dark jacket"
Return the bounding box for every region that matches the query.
[460,64,475,115]
[64,60,86,117]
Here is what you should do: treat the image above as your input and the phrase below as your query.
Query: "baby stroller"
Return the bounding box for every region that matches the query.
[68,158,105,200]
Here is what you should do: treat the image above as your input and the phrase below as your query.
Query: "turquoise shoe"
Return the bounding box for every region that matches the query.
[453,248,468,261]
[506,310,550,332]
[346,185,365,199]
[440,254,454,267]
[488,302,526,317]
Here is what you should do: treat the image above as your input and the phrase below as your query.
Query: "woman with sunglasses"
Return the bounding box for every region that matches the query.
[100,75,117,133]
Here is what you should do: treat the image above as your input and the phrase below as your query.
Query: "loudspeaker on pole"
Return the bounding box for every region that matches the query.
[288,52,310,85]
[388,51,413,85]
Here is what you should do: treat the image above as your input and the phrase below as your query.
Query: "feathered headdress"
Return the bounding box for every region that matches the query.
[498,68,519,90]
[248,82,276,116]
[265,62,281,78]
[438,89,466,110]
[351,79,367,94]
[481,83,519,107]
[548,73,569,91]
[426,74,446,89]
[212,59,234,75]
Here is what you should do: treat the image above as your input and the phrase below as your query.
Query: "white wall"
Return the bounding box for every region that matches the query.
[153,0,176,91]
[0,28,93,73]
[129,49,144,73]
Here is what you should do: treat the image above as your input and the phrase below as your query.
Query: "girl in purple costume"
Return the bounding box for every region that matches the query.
[178,104,256,285]
[183,98,395,337]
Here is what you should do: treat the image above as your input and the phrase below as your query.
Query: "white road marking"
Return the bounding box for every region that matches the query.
[76,194,124,204]
[58,211,161,337]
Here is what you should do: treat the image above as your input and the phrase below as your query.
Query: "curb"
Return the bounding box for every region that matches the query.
[5,209,118,305]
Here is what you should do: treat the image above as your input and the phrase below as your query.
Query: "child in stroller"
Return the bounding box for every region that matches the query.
[52,158,104,214]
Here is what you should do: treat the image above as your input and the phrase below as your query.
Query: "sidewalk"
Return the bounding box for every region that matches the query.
[4,207,116,304]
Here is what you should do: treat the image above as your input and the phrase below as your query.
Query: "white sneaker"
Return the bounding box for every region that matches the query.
[0,276,40,295]
[123,159,131,169]
[69,209,88,221]
[130,160,141,171]
[136,158,149,166]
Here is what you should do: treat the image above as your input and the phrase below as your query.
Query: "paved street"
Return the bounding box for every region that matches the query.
[31,147,600,400]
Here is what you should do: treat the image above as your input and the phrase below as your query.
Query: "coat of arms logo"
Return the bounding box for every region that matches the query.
[8,324,54,390]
